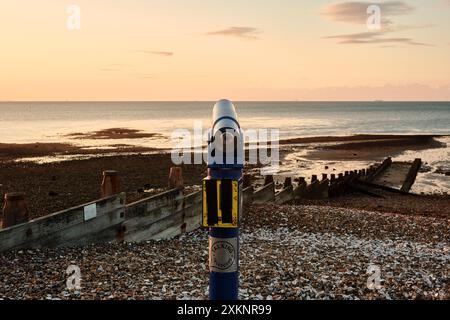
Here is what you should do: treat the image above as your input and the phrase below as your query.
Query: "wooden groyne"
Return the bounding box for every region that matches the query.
[0,168,201,253]
[0,158,422,252]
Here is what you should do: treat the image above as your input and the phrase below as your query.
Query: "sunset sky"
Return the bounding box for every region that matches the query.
[1,0,450,101]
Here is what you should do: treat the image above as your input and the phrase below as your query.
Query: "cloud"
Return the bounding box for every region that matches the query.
[99,64,129,72]
[325,30,433,46]
[322,1,414,26]
[137,50,174,57]
[321,1,433,46]
[206,27,261,40]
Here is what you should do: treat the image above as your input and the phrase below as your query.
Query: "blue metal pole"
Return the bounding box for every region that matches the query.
[208,168,241,300]
[204,99,243,301]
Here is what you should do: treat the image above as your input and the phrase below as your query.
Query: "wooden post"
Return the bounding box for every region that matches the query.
[367,157,392,182]
[294,177,307,200]
[2,192,29,229]
[253,183,275,204]
[322,174,328,181]
[311,175,318,182]
[168,167,184,189]
[329,175,337,197]
[242,186,254,206]
[294,178,307,200]
[275,185,294,204]
[318,179,329,199]
[401,159,422,193]
[338,173,344,179]
[283,177,292,188]
[264,175,274,186]
[101,170,120,197]
[243,174,252,188]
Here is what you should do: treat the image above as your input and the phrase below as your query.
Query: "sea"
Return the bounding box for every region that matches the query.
[0,101,449,194]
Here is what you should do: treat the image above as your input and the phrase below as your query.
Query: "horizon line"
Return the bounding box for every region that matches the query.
[1,100,450,103]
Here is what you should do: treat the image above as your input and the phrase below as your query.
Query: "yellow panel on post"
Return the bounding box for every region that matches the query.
[202,179,239,228]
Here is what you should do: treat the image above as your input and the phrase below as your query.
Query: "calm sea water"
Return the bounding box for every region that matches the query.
[1,101,449,194]
[0,101,449,146]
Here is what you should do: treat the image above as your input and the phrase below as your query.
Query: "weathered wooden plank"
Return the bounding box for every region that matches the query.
[144,211,183,240]
[243,186,254,206]
[253,182,275,204]
[149,200,203,240]
[123,190,202,243]
[293,182,307,200]
[401,158,422,192]
[125,205,186,242]
[184,212,202,233]
[305,179,329,199]
[367,157,392,182]
[274,186,294,204]
[0,194,125,252]
[355,179,415,196]
[184,198,202,219]
[317,179,329,199]
[125,188,184,219]
[348,182,385,198]
[31,207,125,248]
[184,190,202,207]
[123,189,184,242]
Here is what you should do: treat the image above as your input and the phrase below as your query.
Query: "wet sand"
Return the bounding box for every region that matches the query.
[282,135,445,161]
[0,142,158,161]
[279,134,444,145]
[0,153,206,220]
[1,133,444,162]
[66,128,163,140]
[0,133,448,220]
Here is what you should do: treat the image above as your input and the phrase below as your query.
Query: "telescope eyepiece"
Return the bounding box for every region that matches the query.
[208,99,244,169]
[212,99,240,134]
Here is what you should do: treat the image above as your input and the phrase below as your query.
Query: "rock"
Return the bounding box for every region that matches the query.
[0,203,448,301]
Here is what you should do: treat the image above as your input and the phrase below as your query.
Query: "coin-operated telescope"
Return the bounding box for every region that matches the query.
[202,99,244,300]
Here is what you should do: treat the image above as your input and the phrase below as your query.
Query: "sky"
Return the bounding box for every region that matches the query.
[1,0,450,101]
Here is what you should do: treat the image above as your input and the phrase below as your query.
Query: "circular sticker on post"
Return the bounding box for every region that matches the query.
[209,237,238,273]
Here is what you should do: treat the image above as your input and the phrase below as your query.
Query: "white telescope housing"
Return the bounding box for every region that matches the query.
[208,99,244,168]
[212,99,240,134]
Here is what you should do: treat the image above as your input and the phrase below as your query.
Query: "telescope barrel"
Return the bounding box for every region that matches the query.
[203,99,243,300]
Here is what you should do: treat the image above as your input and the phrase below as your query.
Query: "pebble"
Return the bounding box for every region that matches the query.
[0,204,448,300]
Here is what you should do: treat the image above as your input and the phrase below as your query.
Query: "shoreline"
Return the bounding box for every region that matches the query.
[296,135,446,161]
[0,133,448,220]
[0,133,447,162]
